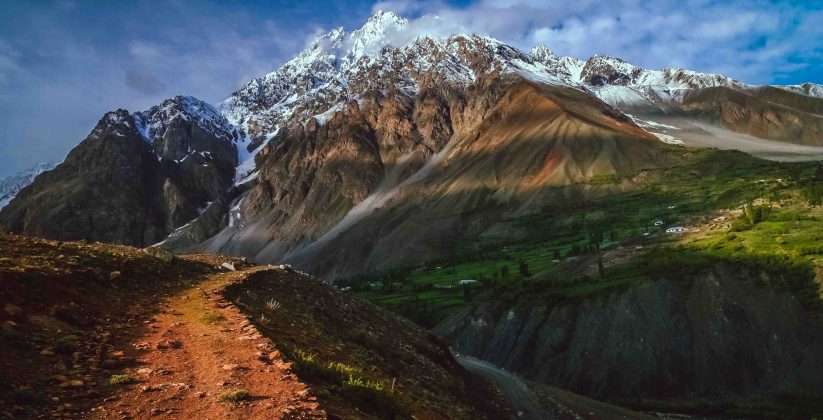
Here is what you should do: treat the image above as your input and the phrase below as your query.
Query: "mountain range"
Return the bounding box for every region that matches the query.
[3,11,822,275]
[3,10,823,418]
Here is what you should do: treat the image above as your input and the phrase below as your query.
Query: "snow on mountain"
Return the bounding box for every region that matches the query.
[80,11,815,189]
[573,55,745,109]
[776,83,823,99]
[0,162,56,209]
[217,10,765,158]
[218,10,574,156]
[134,95,240,148]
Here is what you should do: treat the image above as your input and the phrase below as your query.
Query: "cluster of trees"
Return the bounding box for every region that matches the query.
[741,201,771,225]
[801,164,823,206]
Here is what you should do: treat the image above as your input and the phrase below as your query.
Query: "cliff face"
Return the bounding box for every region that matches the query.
[0,98,239,247]
[436,265,823,401]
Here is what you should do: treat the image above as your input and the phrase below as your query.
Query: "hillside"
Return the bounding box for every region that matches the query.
[345,149,823,417]
[0,234,508,418]
[2,8,823,420]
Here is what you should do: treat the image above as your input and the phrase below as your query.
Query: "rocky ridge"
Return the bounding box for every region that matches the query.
[2,10,822,262]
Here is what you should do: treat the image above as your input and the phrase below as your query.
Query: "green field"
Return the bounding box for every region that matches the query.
[351,150,823,328]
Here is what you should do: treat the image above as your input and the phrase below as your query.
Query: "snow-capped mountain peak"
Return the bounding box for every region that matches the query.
[776,82,823,99]
[134,95,238,145]
[529,44,556,62]
[349,10,408,54]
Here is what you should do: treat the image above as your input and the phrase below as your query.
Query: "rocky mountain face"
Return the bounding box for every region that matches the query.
[435,263,823,402]
[678,86,823,146]
[2,10,822,262]
[0,162,56,209]
[0,97,239,246]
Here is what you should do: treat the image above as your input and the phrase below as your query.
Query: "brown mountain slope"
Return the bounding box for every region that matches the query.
[285,80,670,278]
[0,234,507,418]
[171,77,671,279]
[679,86,823,146]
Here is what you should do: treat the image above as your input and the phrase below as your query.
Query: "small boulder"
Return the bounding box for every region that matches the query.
[142,246,175,264]
[156,339,182,350]
[108,271,122,281]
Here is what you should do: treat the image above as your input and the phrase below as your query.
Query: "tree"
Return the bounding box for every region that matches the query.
[570,243,582,256]
[463,284,473,302]
[519,257,530,277]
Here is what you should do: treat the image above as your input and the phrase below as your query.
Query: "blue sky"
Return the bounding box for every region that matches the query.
[1,0,821,176]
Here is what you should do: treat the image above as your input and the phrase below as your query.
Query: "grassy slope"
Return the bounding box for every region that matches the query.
[350,148,823,327]
[223,270,509,419]
[0,234,509,419]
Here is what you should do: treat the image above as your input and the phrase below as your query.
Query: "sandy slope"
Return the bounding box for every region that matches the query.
[630,114,823,162]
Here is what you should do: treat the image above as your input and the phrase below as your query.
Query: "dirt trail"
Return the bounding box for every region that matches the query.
[90,266,324,419]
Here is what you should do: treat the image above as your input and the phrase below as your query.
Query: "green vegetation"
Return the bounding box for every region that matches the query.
[218,388,250,403]
[108,374,134,386]
[343,150,823,328]
[341,375,404,419]
[280,345,362,383]
[277,344,406,418]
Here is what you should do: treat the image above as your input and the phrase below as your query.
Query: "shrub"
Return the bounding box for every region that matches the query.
[341,375,406,419]
[265,298,281,311]
[218,388,250,403]
[108,374,133,385]
[278,345,405,416]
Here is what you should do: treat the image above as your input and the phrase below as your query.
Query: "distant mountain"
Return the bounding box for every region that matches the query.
[0,97,238,246]
[0,162,56,209]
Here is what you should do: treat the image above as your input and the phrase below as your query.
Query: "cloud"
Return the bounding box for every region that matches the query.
[371,0,823,85]
[0,0,324,176]
[124,67,166,95]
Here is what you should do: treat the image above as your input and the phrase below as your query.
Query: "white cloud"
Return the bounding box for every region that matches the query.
[368,0,822,85]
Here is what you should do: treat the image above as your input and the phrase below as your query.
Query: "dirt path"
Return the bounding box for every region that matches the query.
[89,267,325,419]
[456,355,556,420]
